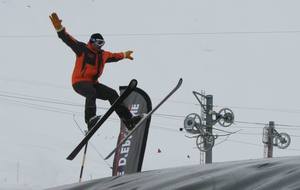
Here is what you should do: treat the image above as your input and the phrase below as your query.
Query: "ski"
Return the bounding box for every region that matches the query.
[104,78,183,160]
[67,79,138,160]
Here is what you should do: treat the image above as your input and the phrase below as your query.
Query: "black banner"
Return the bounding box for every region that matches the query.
[112,87,152,176]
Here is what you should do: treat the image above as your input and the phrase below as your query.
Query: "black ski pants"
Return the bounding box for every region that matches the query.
[73,81,132,124]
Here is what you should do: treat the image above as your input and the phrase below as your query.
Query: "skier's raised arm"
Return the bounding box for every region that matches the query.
[49,12,83,56]
[105,50,134,63]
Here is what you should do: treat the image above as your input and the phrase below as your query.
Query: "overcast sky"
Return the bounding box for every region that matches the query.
[1,0,300,189]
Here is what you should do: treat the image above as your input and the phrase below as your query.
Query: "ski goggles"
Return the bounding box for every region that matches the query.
[90,38,105,48]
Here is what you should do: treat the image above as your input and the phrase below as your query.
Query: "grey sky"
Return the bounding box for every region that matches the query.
[1,0,300,189]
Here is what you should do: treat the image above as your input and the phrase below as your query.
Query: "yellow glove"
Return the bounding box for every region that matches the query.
[49,12,64,32]
[124,50,134,60]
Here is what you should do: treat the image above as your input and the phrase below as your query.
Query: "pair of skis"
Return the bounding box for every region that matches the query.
[67,79,137,160]
[67,78,183,161]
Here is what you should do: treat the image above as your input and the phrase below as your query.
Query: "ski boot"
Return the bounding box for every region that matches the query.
[87,115,101,131]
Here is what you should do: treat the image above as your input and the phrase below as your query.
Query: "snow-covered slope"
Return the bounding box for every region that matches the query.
[48,156,300,190]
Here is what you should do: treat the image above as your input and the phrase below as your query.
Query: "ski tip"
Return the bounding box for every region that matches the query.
[66,153,75,160]
[129,79,138,88]
[178,78,183,86]
[104,154,111,160]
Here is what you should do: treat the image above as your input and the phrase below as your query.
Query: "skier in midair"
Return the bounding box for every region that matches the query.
[49,12,142,130]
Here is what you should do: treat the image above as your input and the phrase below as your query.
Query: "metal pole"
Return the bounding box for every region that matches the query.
[263,126,268,158]
[79,130,89,182]
[267,121,274,158]
[205,95,213,163]
[200,90,206,164]
[79,143,88,182]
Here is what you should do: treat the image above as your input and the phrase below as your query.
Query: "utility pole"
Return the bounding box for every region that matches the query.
[200,90,206,164]
[267,121,274,158]
[184,91,234,164]
[263,121,292,158]
[205,95,213,164]
[263,121,274,158]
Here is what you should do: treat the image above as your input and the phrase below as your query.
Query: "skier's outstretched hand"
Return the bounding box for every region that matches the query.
[49,12,64,32]
[124,50,134,60]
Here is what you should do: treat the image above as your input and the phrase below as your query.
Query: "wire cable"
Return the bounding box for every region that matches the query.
[0,91,108,110]
[2,91,300,132]
[3,30,300,39]
[4,78,300,115]
[72,115,112,169]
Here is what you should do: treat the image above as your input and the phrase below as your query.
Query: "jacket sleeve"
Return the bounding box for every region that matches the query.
[57,28,83,56]
[104,51,125,63]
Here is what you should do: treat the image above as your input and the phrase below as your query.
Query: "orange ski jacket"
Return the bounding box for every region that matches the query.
[57,29,125,84]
